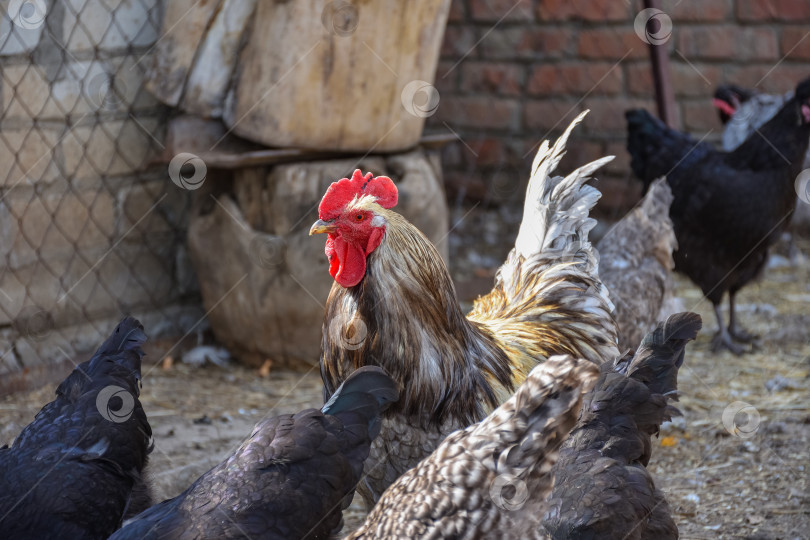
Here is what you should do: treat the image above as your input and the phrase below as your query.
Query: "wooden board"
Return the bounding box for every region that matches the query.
[225,0,452,152]
[146,0,223,107]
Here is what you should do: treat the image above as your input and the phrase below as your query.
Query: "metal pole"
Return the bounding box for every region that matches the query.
[643,0,677,128]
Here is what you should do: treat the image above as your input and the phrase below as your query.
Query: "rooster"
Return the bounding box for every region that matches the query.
[310,111,619,506]
[347,355,599,539]
[597,178,677,352]
[543,312,702,539]
[110,366,398,540]
[626,77,810,354]
[0,317,152,540]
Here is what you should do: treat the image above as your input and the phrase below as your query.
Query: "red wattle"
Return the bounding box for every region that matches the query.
[326,235,367,288]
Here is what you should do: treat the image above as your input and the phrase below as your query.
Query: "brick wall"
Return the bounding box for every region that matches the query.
[428,0,810,219]
[0,0,202,388]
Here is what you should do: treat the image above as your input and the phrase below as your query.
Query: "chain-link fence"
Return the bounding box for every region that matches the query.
[0,0,202,391]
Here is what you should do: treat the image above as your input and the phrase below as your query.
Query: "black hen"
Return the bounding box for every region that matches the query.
[542,312,702,540]
[110,366,398,540]
[0,317,151,540]
[626,77,810,354]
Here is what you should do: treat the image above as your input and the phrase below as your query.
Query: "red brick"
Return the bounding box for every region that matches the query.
[557,139,605,176]
[737,0,810,22]
[724,64,808,94]
[527,62,623,96]
[581,97,656,135]
[469,138,506,166]
[626,62,653,96]
[470,0,533,22]
[593,175,643,216]
[669,61,720,97]
[602,141,631,176]
[441,26,477,59]
[447,0,466,22]
[676,26,735,59]
[577,28,649,60]
[434,61,458,94]
[781,27,810,60]
[537,0,629,22]
[677,26,777,61]
[434,96,520,131]
[663,0,729,22]
[480,27,570,60]
[682,100,721,132]
[523,99,584,133]
[460,62,524,96]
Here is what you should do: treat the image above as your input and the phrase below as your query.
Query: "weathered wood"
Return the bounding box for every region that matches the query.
[187,151,449,368]
[146,0,223,107]
[157,115,458,169]
[184,0,257,118]
[226,0,452,151]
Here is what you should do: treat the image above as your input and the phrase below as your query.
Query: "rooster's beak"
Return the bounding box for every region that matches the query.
[309,219,336,235]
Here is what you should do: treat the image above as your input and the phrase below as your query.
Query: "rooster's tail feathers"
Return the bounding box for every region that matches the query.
[515,110,614,264]
[322,366,399,439]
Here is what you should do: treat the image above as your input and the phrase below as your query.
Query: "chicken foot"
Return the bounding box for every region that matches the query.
[727,292,760,344]
[710,304,746,355]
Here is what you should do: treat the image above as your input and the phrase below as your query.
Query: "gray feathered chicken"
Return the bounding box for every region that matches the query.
[110,366,397,540]
[347,356,599,539]
[542,312,702,540]
[0,317,151,540]
[597,178,677,352]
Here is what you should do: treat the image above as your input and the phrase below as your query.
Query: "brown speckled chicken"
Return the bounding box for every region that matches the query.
[309,111,619,507]
[597,178,677,351]
[542,312,702,540]
[347,355,599,540]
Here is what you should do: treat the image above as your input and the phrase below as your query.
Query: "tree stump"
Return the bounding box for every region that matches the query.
[224,0,452,151]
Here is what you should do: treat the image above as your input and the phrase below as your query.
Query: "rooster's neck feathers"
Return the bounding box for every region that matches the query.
[322,210,513,426]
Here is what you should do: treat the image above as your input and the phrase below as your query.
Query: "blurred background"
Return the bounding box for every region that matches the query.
[1,2,808,537]
[3,0,807,390]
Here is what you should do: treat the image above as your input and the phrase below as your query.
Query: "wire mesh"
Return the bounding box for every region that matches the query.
[0,0,201,386]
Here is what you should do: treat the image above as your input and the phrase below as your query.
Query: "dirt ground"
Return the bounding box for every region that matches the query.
[1,232,808,539]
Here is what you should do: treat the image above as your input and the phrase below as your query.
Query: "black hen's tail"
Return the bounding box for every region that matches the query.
[93,316,147,359]
[322,366,399,440]
[543,313,701,540]
[625,109,711,193]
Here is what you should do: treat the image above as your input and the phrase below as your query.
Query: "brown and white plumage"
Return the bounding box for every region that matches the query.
[347,356,599,540]
[315,111,619,507]
[597,178,677,351]
[542,312,702,540]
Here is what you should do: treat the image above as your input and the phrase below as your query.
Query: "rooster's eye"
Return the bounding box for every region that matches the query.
[354,213,365,222]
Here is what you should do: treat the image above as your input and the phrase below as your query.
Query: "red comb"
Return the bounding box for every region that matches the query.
[712,97,737,117]
[318,170,398,220]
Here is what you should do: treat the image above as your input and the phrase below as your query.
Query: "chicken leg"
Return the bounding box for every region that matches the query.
[727,290,759,344]
[710,303,745,355]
